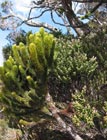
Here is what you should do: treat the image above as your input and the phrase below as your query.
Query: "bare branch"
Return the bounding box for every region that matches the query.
[0,10,59,32]
[71,0,107,3]
[61,0,90,35]
[46,91,83,140]
[90,1,103,13]
[55,11,72,34]
[50,11,68,26]
[27,4,48,19]
[24,20,59,32]
[1,0,107,36]
[28,9,51,20]
[1,15,14,19]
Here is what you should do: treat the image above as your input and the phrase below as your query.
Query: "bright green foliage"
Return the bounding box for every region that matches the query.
[103,101,107,127]
[48,32,107,132]
[54,39,98,83]
[0,28,107,138]
[72,86,100,129]
[0,28,55,117]
[50,32,107,131]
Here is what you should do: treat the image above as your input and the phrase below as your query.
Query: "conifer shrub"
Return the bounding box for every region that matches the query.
[103,101,107,128]
[72,86,100,130]
[0,28,107,138]
[49,38,98,102]
[49,30,107,104]
[0,28,55,119]
[54,40,98,82]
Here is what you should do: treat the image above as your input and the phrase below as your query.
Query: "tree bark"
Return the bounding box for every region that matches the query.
[71,0,107,3]
[61,0,90,36]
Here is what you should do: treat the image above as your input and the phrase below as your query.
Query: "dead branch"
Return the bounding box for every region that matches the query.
[0,11,59,32]
[46,91,83,140]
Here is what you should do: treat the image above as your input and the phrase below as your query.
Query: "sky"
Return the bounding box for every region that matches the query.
[0,0,79,66]
[0,30,9,66]
[0,0,67,66]
[0,0,34,66]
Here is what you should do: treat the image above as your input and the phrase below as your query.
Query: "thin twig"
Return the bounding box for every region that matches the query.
[51,11,67,26]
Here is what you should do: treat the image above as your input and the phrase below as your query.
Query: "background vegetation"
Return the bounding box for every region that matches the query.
[0,27,107,140]
[0,0,107,140]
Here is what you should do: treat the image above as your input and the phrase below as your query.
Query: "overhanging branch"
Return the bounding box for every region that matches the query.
[25,20,59,32]
[0,12,59,32]
[90,1,103,13]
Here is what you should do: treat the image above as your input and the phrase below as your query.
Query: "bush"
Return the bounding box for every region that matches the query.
[0,28,55,119]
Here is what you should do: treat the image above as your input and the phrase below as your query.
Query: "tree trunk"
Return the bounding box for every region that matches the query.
[61,0,90,36]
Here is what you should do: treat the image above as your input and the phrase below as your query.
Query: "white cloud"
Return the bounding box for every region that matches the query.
[0,48,3,66]
[72,2,81,14]
[11,0,40,18]
[0,0,32,14]
[13,0,32,14]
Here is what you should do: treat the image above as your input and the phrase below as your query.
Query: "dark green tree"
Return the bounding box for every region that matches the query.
[0,28,55,117]
[2,30,32,60]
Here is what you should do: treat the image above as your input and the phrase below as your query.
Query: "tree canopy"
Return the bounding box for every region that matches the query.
[0,0,107,36]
